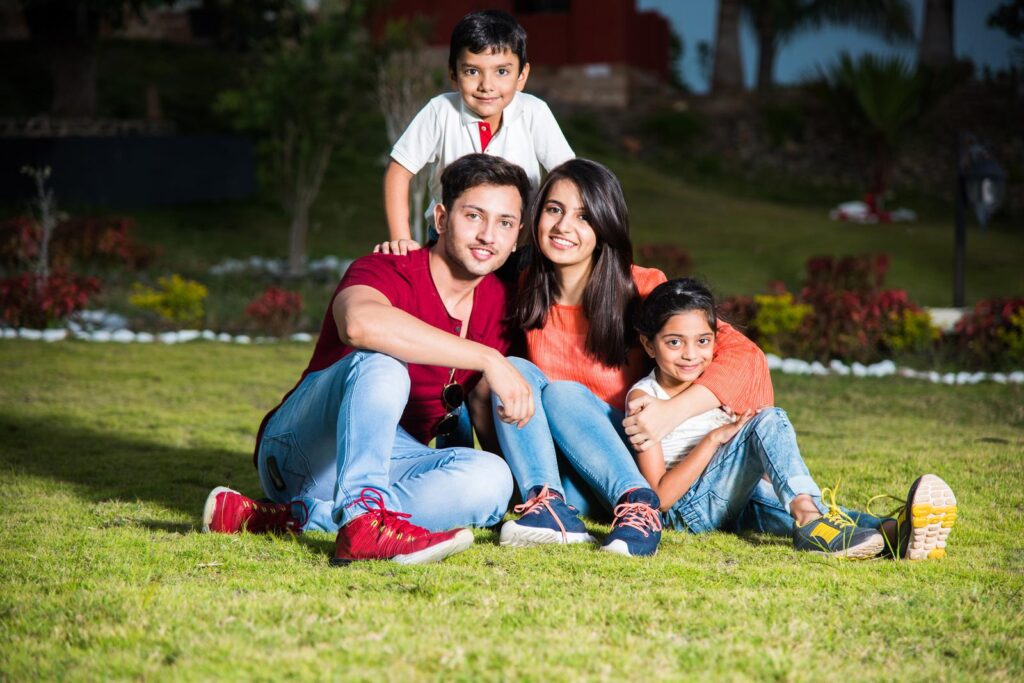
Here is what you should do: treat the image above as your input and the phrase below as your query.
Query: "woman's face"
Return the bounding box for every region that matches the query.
[536,179,598,270]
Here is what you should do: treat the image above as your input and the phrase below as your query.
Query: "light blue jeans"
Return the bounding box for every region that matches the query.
[663,408,885,534]
[257,351,513,533]
[492,357,650,518]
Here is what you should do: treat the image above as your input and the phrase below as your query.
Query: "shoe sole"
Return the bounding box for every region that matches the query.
[904,474,957,561]
[600,539,657,558]
[499,520,596,548]
[329,529,475,567]
[809,531,885,559]
[201,486,236,533]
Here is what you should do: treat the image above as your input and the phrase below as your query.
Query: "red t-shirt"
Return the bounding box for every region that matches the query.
[254,248,515,464]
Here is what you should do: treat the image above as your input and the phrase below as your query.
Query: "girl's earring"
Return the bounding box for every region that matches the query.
[512,245,517,252]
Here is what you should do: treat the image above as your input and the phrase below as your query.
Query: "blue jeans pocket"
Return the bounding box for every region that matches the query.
[260,432,314,496]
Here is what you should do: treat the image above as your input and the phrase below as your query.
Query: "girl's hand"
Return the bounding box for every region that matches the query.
[623,394,679,453]
[708,409,755,445]
[373,239,422,255]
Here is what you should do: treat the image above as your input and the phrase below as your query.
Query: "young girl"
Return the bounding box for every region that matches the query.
[491,159,773,557]
[629,278,958,559]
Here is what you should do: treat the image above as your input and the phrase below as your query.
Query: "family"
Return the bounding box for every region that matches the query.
[203,10,957,564]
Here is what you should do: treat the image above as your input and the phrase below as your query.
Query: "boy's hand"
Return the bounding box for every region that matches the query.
[373,239,422,255]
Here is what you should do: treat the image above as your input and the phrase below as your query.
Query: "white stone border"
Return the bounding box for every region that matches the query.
[2,327,1020,385]
[1,327,313,345]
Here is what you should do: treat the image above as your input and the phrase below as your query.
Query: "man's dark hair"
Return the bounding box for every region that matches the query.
[448,10,528,77]
[440,153,531,215]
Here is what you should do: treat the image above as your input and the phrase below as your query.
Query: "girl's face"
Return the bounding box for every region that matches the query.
[641,310,715,390]
[536,179,598,270]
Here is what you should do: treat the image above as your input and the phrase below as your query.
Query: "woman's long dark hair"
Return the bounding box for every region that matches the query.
[515,158,638,367]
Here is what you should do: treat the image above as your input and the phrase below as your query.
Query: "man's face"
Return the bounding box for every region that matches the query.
[434,183,523,279]
[451,48,529,127]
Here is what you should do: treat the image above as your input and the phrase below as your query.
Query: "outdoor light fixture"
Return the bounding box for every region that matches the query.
[954,134,1006,307]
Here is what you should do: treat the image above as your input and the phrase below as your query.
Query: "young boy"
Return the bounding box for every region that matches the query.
[379,9,574,255]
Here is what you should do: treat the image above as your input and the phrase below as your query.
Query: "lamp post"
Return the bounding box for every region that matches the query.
[954,134,1006,307]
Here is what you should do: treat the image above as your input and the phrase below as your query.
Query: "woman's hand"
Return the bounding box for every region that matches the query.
[623,394,681,453]
[372,239,422,255]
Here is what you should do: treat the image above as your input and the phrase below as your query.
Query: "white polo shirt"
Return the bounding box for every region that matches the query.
[390,91,574,220]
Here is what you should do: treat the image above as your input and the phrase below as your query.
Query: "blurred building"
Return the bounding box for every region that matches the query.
[376,0,674,108]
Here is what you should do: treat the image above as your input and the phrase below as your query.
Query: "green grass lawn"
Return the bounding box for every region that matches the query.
[1,341,1022,681]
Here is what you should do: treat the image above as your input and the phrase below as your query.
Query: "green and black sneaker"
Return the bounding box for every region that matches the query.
[793,484,884,559]
[868,474,957,561]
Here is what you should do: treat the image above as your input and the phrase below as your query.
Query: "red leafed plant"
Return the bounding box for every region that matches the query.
[954,297,1024,367]
[0,215,156,272]
[245,286,304,337]
[0,270,101,329]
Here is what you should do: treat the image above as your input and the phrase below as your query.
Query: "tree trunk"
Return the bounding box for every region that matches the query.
[287,202,310,278]
[50,41,97,117]
[755,12,777,94]
[22,0,101,118]
[918,0,954,68]
[712,0,744,95]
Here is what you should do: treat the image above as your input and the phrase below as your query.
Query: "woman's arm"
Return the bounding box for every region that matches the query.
[624,322,773,452]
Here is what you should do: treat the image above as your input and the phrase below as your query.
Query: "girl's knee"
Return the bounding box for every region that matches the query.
[752,407,789,434]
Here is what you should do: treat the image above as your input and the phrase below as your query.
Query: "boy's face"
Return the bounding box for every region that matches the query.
[451,48,529,127]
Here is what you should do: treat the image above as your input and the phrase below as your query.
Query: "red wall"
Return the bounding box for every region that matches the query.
[376,0,670,79]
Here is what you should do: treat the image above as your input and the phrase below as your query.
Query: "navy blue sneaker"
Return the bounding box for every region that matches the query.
[499,485,596,547]
[601,488,662,557]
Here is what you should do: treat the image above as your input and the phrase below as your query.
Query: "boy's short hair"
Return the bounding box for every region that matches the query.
[441,154,531,216]
[448,10,528,76]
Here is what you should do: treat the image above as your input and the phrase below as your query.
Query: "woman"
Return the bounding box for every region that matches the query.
[491,158,773,557]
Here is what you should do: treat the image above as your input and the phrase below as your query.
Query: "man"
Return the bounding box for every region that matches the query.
[203,154,534,566]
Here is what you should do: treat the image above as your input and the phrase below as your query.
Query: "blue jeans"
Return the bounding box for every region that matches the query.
[256,351,513,533]
[662,408,885,534]
[492,357,649,518]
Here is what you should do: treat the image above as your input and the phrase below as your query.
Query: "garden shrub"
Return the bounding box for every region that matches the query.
[751,292,811,356]
[0,270,101,329]
[245,286,304,337]
[0,215,155,272]
[955,297,1024,367]
[130,274,208,327]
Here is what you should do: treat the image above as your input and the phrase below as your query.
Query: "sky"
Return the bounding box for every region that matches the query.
[637,0,1020,93]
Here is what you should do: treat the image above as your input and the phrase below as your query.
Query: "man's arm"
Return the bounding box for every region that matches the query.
[334,285,533,426]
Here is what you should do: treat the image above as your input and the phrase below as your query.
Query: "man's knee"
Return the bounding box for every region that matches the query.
[457,450,513,524]
[349,351,411,395]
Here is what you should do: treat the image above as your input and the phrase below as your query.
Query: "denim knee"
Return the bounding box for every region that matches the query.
[459,451,514,526]
[540,379,591,404]
[350,351,411,396]
[751,407,789,436]
[506,356,548,387]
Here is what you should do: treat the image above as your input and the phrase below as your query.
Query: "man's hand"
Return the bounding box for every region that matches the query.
[623,393,680,453]
[483,353,534,428]
[372,239,422,255]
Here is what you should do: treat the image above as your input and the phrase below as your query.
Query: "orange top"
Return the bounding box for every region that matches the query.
[526,265,774,412]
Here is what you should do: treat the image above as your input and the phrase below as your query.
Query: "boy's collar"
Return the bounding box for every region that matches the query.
[459,92,522,127]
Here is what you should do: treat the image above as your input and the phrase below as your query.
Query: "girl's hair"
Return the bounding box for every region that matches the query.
[634,278,718,340]
[515,158,638,367]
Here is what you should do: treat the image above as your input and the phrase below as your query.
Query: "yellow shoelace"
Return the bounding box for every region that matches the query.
[865,492,906,520]
[819,481,858,528]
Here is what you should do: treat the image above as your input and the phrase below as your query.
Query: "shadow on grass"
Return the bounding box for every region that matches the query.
[0,411,259,522]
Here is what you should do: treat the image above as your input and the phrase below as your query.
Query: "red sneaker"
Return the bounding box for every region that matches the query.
[202,486,306,534]
[330,488,474,566]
